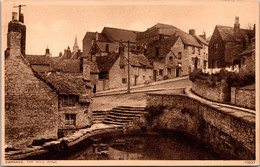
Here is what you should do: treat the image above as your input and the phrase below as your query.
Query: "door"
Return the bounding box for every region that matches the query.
[176,68,179,77]
[153,70,157,81]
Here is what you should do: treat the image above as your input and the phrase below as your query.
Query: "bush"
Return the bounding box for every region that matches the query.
[189,69,204,81]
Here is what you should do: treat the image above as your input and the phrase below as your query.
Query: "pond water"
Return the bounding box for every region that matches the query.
[66,133,219,160]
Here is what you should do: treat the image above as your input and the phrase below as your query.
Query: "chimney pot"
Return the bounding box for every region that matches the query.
[12,12,18,20]
[95,31,98,41]
[234,16,240,32]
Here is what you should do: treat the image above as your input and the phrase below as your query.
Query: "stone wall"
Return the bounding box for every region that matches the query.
[5,32,59,149]
[146,93,255,159]
[231,87,255,109]
[192,78,230,102]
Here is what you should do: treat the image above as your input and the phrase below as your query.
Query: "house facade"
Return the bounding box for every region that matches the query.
[208,17,254,72]
[95,46,153,91]
[41,73,93,137]
[240,38,255,75]
[137,23,207,81]
[5,12,59,149]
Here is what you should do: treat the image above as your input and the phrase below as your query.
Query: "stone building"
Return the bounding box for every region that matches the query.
[26,47,52,73]
[240,37,255,75]
[208,17,255,71]
[40,73,92,137]
[5,12,59,149]
[137,23,207,81]
[95,44,153,91]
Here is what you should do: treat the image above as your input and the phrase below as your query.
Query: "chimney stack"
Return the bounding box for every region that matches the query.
[95,31,98,41]
[19,13,24,23]
[189,29,196,36]
[46,46,50,55]
[234,16,240,33]
[12,12,18,21]
[119,40,124,55]
[199,32,206,40]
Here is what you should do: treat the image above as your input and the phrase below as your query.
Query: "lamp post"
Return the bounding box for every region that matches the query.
[127,41,130,94]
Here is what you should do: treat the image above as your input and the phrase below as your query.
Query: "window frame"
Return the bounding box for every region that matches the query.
[65,114,76,125]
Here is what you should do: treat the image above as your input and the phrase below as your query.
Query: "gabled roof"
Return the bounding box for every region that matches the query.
[40,72,91,95]
[194,35,208,45]
[51,57,81,73]
[150,23,175,29]
[96,42,119,53]
[26,55,50,65]
[96,53,120,72]
[101,27,139,43]
[215,25,253,42]
[128,53,153,68]
[175,31,202,47]
[84,32,108,42]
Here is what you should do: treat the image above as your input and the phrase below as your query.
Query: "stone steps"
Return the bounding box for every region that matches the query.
[102,106,147,126]
[92,110,110,124]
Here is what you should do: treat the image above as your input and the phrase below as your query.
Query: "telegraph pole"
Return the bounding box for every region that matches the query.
[127,41,131,94]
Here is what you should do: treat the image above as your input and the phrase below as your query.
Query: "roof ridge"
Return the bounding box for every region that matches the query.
[103,26,140,32]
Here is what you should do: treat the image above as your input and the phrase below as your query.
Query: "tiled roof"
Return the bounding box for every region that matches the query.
[129,53,153,68]
[194,35,209,45]
[26,55,50,65]
[51,57,81,73]
[96,42,119,53]
[102,27,139,43]
[96,53,119,72]
[84,32,108,42]
[150,23,175,29]
[216,25,253,42]
[40,72,91,95]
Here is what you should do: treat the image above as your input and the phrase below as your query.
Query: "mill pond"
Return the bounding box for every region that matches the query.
[64,133,220,160]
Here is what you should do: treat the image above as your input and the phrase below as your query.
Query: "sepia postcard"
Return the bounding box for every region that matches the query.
[1,0,259,166]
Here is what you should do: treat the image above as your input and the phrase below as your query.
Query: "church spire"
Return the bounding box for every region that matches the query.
[73,35,79,53]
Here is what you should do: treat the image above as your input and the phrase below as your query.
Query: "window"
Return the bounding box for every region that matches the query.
[178,52,182,59]
[169,56,173,60]
[192,47,195,54]
[156,47,160,57]
[62,95,78,106]
[65,114,76,125]
[105,44,109,52]
[198,48,200,55]
[197,59,200,66]
[120,65,124,69]
[213,43,218,53]
[167,68,171,75]
[204,60,207,69]
[159,69,163,75]
[122,78,127,84]
[184,44,187,49]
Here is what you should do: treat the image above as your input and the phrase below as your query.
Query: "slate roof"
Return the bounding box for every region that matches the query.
[26,55,50,65]
[128,53,153,68]
[51,57,81,73]
[216,25,253,42]
[96,53,119,72]
[96,42,119,53]
[150,23,175,29]
[84,32,108,42]
[101,27,139,43]
[194,35,209,45]
[40,72,91,95]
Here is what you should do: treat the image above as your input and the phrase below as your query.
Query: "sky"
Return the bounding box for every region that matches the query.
[1,0,258,57]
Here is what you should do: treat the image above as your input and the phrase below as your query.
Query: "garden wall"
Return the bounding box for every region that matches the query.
[231,86,255,109]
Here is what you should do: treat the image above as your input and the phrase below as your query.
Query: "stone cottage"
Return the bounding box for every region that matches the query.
[208,17,255,72]
[95,44,153,91]
[137,23,207,81]
[5,12,59,149]
[40,72,92,137]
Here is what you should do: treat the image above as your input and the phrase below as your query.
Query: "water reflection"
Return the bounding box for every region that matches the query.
[68,134,219,160]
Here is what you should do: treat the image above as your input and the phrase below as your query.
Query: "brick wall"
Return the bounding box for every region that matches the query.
[231,87,255,109]
[192,79,230,102]
[146,93,255,159]
[5,32,59,149]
